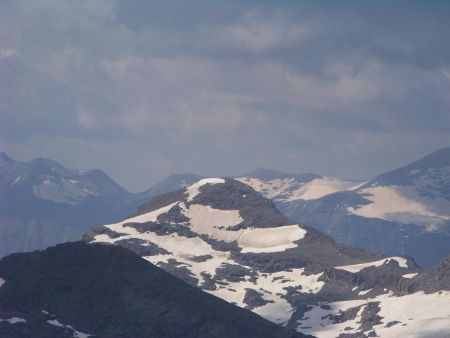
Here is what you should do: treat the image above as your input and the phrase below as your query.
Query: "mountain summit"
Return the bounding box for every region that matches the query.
[85,178,450,337]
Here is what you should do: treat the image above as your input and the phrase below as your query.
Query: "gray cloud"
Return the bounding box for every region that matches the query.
[1,0,450,191]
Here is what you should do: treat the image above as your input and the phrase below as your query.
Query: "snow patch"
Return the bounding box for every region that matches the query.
[297,298,367,337]
[347,186,450,229]
[373,291,450,338]
[298,291,450,338]
[209,268,324,325]
[358,288,372,296]
[47,318,93,337]
[187,204,243,232]
[0,278,5,288]
[11,176,21,185]
[0,317,26,324]
[182,203,306,253]
[402,272,418,279]
[238,225,307,253]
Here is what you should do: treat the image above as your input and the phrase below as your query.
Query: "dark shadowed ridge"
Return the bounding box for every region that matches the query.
[0,241,313,338]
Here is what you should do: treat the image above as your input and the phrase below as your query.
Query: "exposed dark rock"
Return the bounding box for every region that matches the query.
[404,254,450,293]
[115,238,170,256]
[386,321,401,328]
[243,289,274,310]
[328,305,362,323]
[83,225,127,241]
[189,254,213,263]
[359,302,382,332]
[134,189,186,216]
[157,258,199,287]
[0,242,310,338]
[215,264,254,283]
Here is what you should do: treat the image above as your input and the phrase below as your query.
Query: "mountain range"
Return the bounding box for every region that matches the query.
[0,152,209,258]
[85,178,450,338]
[238,148,450,268]
[2,148,450,269]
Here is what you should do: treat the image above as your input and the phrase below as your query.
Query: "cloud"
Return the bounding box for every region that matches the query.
[1,0,450,190]
[217,10,307,53]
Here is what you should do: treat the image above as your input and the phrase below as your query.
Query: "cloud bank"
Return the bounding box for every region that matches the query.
[1,0,449,190]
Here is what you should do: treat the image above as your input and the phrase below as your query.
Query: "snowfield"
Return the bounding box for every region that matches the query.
[237,225,306,253]
[236,176,360,201]
[347,185,450,229]
[299,291,450,338]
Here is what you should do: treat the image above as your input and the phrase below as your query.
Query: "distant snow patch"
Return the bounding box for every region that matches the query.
[0,317,26,324]
[288,177,360,201]
[237,176,360,201]
[402,272,418,279]
[32,177,98,205]
[358,288,372,296]
[186,178,225,202]
[335,257,408,273]
[347,185,450,229]
[11,176,21,185]
[47,318,93,337]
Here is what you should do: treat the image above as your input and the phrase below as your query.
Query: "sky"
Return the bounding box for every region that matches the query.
[1,0,450,192]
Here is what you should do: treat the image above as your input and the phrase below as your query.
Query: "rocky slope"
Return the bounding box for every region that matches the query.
[237,148,450,268]
[0,241,308,338]
[85,178,450,338]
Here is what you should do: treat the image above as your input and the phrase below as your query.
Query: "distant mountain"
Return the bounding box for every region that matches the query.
[85,178,450,338]
[0,153,147,257]
[0,241,308,338]
[142,173,205,200]
[237,169,360,202]
[248,149,450,268]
